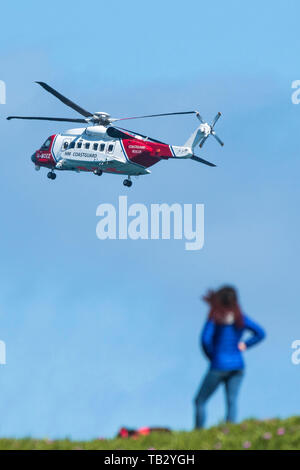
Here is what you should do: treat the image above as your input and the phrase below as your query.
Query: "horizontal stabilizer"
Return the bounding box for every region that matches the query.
[191,155,216,167]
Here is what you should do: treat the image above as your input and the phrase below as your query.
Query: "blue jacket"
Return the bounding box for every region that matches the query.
[201,315,266,371]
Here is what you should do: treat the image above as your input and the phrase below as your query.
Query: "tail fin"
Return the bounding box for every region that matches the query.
[185,123,211,150]
[185,112,224,151]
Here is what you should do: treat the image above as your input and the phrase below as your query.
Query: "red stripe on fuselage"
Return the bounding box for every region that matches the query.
[34,134,57,168]
[122,138,172,168]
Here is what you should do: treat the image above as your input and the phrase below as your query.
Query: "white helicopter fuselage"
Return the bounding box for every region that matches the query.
[32,125,193,177]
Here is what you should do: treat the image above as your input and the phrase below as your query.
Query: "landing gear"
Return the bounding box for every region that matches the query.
[123,178,132,187]
[47,171,56,180]
[93,169,103,176]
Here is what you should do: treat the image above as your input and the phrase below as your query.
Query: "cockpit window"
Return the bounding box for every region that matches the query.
[40,137,51,151]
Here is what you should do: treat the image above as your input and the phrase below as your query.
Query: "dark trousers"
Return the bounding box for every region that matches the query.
[194,369,244,428]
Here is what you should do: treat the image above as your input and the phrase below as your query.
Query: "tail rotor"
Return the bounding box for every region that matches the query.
[197,111,224,148]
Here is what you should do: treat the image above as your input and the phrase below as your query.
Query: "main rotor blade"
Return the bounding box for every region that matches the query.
[36,82,93,118]
[115,126,167,144]
[191,155,216,167]
[7,116,87,123]
[114,111,197,122]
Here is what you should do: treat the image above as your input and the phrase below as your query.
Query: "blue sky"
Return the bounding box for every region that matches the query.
[0,0,299,439]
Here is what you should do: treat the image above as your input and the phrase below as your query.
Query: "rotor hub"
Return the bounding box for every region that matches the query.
[92,112,111,125]
[199,123,211,137]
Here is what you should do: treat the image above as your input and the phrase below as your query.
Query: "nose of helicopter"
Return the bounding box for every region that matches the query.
[31,152,37,164]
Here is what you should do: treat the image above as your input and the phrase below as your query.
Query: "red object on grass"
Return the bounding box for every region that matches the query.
[117,426,170,439]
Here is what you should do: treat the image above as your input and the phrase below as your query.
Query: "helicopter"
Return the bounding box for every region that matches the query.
[7,82,224,187]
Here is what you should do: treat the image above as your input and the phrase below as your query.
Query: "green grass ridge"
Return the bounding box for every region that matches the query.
[1,417,300,450]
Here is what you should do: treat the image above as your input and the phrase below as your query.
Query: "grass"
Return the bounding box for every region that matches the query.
[1,417,300,450]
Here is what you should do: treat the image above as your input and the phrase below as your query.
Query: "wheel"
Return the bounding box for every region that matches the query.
[123,179,132,187]
[47,171,56,180]
[93,169,103,176]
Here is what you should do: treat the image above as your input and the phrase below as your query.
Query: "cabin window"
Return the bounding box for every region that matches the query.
[62,141,69,150]
[40,137,51,151]
[93,143,98,151]
[100,143,105,152]
[108,144,114,153]
[85,142,90,149]
[69,141,75,149]
[77,142,82,149]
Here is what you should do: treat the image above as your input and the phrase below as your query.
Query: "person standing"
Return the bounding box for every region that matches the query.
[194,286,265,428]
